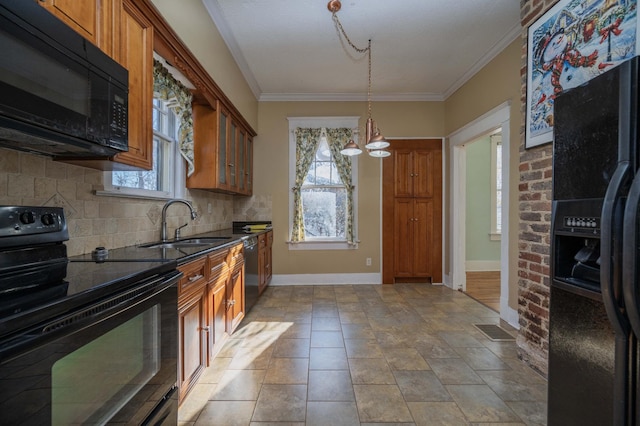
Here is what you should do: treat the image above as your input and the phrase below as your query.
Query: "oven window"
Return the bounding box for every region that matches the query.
[51,305,160,425]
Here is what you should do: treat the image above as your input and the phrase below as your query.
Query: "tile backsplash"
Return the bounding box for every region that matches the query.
[0,148,271,256]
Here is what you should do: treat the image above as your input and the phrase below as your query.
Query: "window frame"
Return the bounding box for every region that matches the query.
[489,132,502,241]
[287,117,359,251]
[99,98,185,200]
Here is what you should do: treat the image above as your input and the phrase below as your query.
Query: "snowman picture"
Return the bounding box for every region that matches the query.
[526,0,638,148]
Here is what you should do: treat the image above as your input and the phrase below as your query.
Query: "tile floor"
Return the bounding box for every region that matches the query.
[178,284,548,425]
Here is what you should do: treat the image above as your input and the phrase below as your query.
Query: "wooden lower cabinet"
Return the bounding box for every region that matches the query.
[258,230,273,295]
[177,257,208,404]
[178,242,246,404]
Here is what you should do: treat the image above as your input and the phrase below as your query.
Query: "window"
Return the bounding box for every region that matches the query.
[288,117,359,250]
[302,136,347,238]
[490,131,502,240]
[107,98,183,199]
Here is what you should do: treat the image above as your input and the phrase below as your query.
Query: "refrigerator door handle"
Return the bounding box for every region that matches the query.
[623,171,640,334]
[602,161,632,328]
[601,161,632,426]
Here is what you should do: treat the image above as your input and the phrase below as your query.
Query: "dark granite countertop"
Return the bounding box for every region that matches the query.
[69,228,271,265]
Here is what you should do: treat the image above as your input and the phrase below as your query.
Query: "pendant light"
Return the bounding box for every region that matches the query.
[329,0,390,157]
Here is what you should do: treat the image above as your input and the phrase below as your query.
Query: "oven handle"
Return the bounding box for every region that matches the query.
[0,270,182,363]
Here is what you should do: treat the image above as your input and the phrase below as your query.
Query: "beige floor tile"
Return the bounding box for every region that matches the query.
[252,384,307,422]
[309,347,349,370]
[446,384,521,422]
[393,370,452,402]
[384,348,430,371]
[179,284,548,426]
[194,401,256,425]
[210,369,266,401]
[349,358,396,384]
[308,370,355,401]
[264,358,309,384]
[306,401,360,426]
[427,358,484,385]
[353,384,413,423]
[272,338,310,358]
[407,401,468,426]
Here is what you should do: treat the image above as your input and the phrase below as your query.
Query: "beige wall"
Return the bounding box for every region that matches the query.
[150,0,259,129]
[255,101,444,276]
[444,38,522,309]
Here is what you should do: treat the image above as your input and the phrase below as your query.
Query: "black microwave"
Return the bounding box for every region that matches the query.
[0,1,128,158]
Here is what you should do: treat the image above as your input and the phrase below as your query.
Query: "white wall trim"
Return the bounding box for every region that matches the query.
[448,101,512,325]
[465,261,501,271]
[271,273,382,285]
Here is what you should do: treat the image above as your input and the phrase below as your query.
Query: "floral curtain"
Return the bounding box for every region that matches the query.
[326,128,356,245]
[290,127,321,242]
[153,60,195,176]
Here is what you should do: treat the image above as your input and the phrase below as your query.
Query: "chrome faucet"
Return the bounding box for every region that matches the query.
[161,199,197,241]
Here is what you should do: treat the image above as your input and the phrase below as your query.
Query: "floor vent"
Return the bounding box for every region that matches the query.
[474,324,515,341]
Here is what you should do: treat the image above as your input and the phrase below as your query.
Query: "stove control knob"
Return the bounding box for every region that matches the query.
[41,213,55,226]
[19,211,35,224]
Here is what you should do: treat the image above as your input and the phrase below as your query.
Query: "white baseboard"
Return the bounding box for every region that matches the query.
[465,260,501,271]
[271,273,382,285]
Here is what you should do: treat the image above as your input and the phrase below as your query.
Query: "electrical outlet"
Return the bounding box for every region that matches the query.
[207,203,212,214]
[366,257,372,266]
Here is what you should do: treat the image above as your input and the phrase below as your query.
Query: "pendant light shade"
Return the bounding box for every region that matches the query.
[365,131,390,150]
[340,139,362,156]
[368,149,391,158]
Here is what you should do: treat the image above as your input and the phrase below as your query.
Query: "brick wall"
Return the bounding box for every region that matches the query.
[517,0,559,376]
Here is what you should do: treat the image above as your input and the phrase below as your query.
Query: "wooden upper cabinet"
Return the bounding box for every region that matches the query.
[112,0,154,170]
[394,149,435,198]
[37,0,100,47]
[36,0,119,61]
[188,103,254,195]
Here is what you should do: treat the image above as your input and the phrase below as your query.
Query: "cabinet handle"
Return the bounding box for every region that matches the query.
[200,326,210,332]
[228,163,234,167]
[188,274,204,282]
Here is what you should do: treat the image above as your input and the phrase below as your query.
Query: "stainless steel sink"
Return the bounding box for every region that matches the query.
[139,237,231,249]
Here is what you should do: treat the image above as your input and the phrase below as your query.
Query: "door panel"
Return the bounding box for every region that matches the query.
[413,151,434,198]
[414,198,434,277]
[394,198,414,277]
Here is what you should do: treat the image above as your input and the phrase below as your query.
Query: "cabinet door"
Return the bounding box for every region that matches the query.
[266,231,273,284]
[229,121,237,189]
[246,136,254,195]
[39,0,99,46]
[258,233,267,292]
[178,290,207,403]
[394,150,413,198]
[208,279,228,363]
[217,108,229,188]
[227,266,245,333]
[413,198,434,277]
[113,0,153,169]
[413,150,435,198]
[393,198,414,277]
[238,129,246,193]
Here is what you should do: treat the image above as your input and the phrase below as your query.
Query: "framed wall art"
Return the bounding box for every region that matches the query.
[526,0,638,149]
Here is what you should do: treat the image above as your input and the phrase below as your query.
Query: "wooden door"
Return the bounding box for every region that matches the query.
[178,290,206,403]
[383,139,442,284]
[227,266,245,333]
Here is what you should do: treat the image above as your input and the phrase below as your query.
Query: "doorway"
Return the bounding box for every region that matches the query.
[463,130,502,311]
[449,102,512,322]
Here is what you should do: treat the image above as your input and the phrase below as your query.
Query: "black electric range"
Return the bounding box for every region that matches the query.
[0,205,178,340]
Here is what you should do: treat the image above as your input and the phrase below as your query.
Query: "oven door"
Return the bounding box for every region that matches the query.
[0,271,179,425]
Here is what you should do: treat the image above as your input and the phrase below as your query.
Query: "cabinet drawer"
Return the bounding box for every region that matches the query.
[207,248,229,280]
[229,243,244,270]
[178,257,207,296]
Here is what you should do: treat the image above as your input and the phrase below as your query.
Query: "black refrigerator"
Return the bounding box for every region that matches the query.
[549,56,640,425]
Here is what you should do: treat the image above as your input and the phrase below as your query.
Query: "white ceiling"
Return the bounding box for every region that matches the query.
[202,0,522,102]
